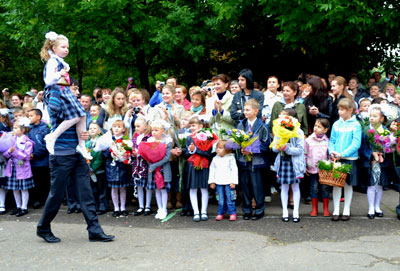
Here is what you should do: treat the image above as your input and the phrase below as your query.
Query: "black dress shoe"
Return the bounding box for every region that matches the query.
[367,214,375,219]
[252,213,264,220]
[144,208,152,216]
[120,210,129,217]
[179,210,187,216]
[10,208,20,215]
[75,208,82,214]
[282,217,289,222]
[134,208,144,216]
[331,215,340,221]
[37,230,61,243]
[67,207,75,214]
[16,209,28,217]
[375,212,384,217]
[112,211,120,217]
[89,232,115,242]
[33,202,41,209]
[0,207,6,215]
[243,213,252,220]
[292,217,300,223]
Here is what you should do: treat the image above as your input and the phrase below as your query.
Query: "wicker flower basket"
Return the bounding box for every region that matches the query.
[318,169,347,187]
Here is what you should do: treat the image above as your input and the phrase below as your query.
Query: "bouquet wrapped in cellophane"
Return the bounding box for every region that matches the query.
[222,128,261,161]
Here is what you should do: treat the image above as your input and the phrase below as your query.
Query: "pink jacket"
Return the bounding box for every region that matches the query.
[3,135,34,179]
[304,133,329,174]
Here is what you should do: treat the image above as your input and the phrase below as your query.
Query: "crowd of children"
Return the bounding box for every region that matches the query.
[1,32,400,225]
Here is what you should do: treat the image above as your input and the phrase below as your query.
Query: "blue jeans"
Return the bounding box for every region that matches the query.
[309,173,330,198]
[216,185,236,215]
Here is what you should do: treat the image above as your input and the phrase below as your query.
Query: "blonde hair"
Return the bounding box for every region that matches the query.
[162,85,176,95]
[105,89,128,117]
[333,76,352,99]
[23,102,34,113]
[134,117,151,134]
[111,120,128,137]
[337,98,356,112]
[40,35,68,62]
[216,140,232,154]
[244,98,260,110]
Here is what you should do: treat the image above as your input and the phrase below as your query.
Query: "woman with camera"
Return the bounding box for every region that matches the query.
[124,89,153,138]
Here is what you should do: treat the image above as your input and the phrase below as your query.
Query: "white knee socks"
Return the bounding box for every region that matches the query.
[343,183,353,216]
[21,190,29,210]
[13,190,22,208]
[332,187,341,216]
[119,188,127,211]
[292,183,300,218]
[111,188,119,211]
[155,189,167,212]
[281,184,289,217]
[137,186,144,209]
[0,188,6,208]
[333,184,353,216]
[368,185,383,214]
[200,188,209,214]
[145,189,152,209]
[190,189,199,215]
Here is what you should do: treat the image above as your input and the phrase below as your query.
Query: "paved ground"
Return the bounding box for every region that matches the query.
[1,190,400,270]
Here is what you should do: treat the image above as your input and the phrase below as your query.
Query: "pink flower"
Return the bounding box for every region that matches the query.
[368,129,375,134]
[379,135,385,142]
[196,132,208,141]
[384,147,392,153]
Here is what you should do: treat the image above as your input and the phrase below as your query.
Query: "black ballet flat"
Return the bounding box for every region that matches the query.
[134,208,144,216]
[144,208,152,216]
[282,217,289,222]
[375,212,384,217]
[292,217,300,223]
[367,214,375,219]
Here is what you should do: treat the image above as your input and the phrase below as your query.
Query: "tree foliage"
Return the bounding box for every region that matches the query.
[0,0,399,93]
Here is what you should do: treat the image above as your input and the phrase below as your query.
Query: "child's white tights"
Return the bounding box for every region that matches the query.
[189,188,208,215]
[0,188,6,208]
[155,189,168,212]
[281,184,300,218]
[45,116,92,159]
[13,190,28,209]
[332,183,353,216]
[111,187,127,211]
[367,185,383,214]
[137,186,152,209]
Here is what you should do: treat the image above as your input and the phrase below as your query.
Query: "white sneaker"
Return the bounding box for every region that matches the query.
[155,209,161,219]
[158,210,167,220]
[264,196,271,203]
[271,187,278,195]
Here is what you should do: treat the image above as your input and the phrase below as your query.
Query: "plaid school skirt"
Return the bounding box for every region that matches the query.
[5,166,34,190]
[277,155,301,185]
[134,175,156,191]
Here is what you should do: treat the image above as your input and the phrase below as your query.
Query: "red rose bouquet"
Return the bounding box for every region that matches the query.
[110,137,133,166]
[187,128,218,170]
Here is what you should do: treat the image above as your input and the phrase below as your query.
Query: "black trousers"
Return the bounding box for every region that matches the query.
[90,172,108,212]
[37,154,103,235]
[30,166,50,205]
[240,167,266,215]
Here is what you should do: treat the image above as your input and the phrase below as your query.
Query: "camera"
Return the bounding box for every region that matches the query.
[160,82,165,87]
[206,87,213,92]
[133,107,141,114]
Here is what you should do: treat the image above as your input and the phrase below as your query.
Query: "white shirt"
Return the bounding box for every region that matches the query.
[208,153,238,185]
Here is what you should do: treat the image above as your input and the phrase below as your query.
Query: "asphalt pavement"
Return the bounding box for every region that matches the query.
[1,189,400,270]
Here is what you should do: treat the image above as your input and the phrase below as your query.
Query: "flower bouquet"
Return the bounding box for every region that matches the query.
[222,128,261,161]
[0,131,14,153]
[269,115,302,154]
[177,132,191,148]
[110,137,133,166]
[187,128,218,170]
[365,126,396,154]
[138,141,167,189]
[317,160,352,187]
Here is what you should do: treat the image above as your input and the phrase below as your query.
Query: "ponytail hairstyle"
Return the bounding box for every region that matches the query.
[40,31,69,62]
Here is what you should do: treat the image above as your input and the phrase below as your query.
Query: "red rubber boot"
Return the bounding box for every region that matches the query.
[310,198,318,217]
[323,198,331,217]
